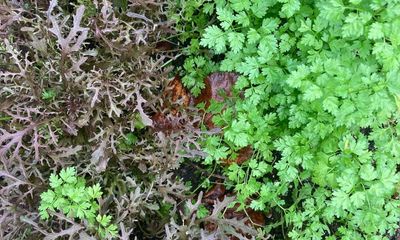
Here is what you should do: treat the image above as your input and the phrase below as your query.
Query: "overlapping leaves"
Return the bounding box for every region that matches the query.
[185,0,400,239]
[39,167,117,238]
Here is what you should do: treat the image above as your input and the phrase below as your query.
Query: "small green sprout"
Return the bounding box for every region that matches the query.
[41,89,56,101]
[196,204,210,219]
[117,132,138,151]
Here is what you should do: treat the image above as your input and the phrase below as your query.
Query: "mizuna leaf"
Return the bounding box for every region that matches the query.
[134,90,153,126]
[47,3,89,54]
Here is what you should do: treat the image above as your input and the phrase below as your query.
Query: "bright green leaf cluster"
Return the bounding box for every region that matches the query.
[196,204,210,219]
[41,89,56,101]
[179,0,400,239]
[117,132,138,151]
[39,167,117,239]
[181,56,217,96]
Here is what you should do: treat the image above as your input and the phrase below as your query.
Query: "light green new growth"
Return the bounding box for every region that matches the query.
[41,89,56,101]
[39,167,118,239]
[179,0,400,239]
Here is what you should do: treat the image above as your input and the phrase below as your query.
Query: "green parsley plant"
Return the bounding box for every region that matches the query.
[179,0,400,239]
[39,167,118,239]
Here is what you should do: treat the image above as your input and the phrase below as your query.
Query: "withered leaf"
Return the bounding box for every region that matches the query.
[166,75,191,107]
[203,184,226,205]
[194,72,238,108]
[151,112,184,133]
[152,76,190,133]
[223,146,253,166]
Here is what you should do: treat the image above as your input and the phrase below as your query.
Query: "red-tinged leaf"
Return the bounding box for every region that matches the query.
[166,76,191,107]
[194,72,238,108]
[245,208,265,227]
[224,203,246,220]
[134,90,153,126]
[223,201,265,226]
[193,72,238,130]
[155,41,174,51]
[47,3,89,54]
[223,146,253,166]
[151,112,184,133]
[203,184,226,205]
[151,76,193,133]
[203,113,215,129]
[0,125,35,161]
[91,140,110,173]
[204,222,218,232]
[0,5,20,37]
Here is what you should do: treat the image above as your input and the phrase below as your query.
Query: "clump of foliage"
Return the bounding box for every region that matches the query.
[39,167,118,239]
[5,0,400,238]
[164,192,265,239]
[178,0,400,239]
[0,0,201,239]
[168,0,220,96]
[41,89,57,101]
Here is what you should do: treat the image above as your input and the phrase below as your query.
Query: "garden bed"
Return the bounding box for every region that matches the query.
[2,0,400,239]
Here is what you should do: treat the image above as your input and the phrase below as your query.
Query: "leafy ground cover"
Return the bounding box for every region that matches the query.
[174,0,400,239]
[2,0,400,239]
[0,0,198,239]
